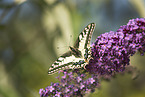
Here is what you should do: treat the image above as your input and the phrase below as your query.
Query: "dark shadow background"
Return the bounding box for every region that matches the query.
[0,0,145,97]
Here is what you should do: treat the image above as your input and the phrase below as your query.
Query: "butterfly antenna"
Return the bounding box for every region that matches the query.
[56,34,73,50]
[68,35,73,48]
[56,46,68,50]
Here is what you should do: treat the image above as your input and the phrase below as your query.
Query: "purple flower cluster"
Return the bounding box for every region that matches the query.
[39,18,145,97]
[39,70,99,97]
[85,18,145,75]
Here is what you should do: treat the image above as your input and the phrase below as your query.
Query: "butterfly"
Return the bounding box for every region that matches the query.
[48,23,96,75]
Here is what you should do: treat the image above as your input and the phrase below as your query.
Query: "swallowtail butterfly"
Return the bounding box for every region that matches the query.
[48,23,95,75]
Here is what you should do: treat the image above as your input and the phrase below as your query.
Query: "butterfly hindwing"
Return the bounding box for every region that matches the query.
[48,23,96,75]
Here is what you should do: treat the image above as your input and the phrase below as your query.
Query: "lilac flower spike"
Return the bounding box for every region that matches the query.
[39,70,99,97]
[85,18,145,75]
[39,18,145,97]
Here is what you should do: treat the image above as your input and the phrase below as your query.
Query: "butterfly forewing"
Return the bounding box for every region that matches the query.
[48,54,85,75]
[48,23,96,75]
[74,23,95,59]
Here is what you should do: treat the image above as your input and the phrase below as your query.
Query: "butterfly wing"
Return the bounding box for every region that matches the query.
[74,23,96,60]
[48,51,85,75]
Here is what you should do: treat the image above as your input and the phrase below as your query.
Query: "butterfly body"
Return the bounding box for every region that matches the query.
[69,46,82,58]
[48,23,96,75]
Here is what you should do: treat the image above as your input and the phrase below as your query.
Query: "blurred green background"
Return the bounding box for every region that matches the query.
[0,0,145,97]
